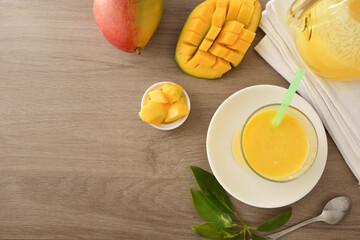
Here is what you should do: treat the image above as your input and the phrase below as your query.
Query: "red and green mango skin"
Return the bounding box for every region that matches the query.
[93,0,164,53]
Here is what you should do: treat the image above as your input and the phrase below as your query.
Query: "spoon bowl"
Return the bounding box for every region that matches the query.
[320,196,352,224]
[260,196,351,240]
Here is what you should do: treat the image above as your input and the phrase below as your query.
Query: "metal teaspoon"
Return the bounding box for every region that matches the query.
[257,196,351,240]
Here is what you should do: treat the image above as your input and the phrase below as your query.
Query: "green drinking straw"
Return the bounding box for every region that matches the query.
[272,68,306,127]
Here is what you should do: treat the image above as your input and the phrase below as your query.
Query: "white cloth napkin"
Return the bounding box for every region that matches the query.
[254,0,360,183]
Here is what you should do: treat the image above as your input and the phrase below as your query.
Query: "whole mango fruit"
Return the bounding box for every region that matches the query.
[93,0,164,53]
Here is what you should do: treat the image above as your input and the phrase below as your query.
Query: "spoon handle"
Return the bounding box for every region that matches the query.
[264,216,322,240]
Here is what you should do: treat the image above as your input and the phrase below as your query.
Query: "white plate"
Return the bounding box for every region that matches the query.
[207,85,327,208]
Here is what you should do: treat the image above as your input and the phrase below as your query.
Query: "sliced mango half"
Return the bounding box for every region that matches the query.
[175,0,262,79]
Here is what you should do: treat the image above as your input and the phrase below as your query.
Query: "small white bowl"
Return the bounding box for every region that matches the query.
[140,81,191,130]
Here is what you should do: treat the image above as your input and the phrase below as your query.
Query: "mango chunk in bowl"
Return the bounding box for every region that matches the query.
[139,82,191,130]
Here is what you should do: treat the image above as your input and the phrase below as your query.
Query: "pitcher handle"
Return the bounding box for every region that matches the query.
[287,0,320,30]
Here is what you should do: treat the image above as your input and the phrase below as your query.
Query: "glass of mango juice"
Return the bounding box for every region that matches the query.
[235,104,318,182]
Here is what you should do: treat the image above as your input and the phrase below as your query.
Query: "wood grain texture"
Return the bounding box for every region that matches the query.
[0,0,359,239]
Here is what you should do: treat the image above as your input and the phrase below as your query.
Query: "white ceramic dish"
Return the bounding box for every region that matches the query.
[206,85,327,208]
[141,81,190,130]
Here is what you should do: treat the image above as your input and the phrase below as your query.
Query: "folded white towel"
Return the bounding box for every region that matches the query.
[254,0,360,183]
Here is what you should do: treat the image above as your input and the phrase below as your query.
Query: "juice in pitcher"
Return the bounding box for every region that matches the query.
[288,0,360,81]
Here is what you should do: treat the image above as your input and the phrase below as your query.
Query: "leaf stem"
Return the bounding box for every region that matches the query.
[235,224,245,228]
[234,212,247,227]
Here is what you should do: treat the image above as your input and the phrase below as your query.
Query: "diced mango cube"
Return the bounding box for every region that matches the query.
[230,53,244,67]
[184,31,203,46]
[209,43,230,58]
[194,64,223,79]
[216,31,238,45]
[186,50,205,68]
[212,57,232,73]
[175,53,192,64]
[162,83,183,104]
[238,28,256,43]
[222,21,244,34]
[163,103,170,115]
[212,8,226,27]
[188,18,209,36]
[199,39,213,51]
[245,0,256,4]
[237,0,255,26]
[164,96,189,123]
[228,38,251,53]
[149,89,168,104]
[216,0,229,9]
[139,101,167,126]
[247,1,262,32]
[187,50,216,68]
[199,51,217,67]
[223,50,242,64]
[205,26,222,41]
[226,0,242,21]
[207,0,217,11]
[177,43,197,56]
[192,6,213,23]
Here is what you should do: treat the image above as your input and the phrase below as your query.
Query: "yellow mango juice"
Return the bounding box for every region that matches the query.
[233,105,317,182]
[243,110,308,178]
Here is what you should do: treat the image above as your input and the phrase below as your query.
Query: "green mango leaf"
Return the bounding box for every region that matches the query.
[190,188,236,228]
[190,166,235,214]
[256,208,292,232]
[250,233,265,240]
[191,223,242,240]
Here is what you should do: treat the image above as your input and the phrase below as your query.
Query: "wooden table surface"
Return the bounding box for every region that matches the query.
[0,0,359,239]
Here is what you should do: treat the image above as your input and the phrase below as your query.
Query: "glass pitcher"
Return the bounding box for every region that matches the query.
[287,0,360,81]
